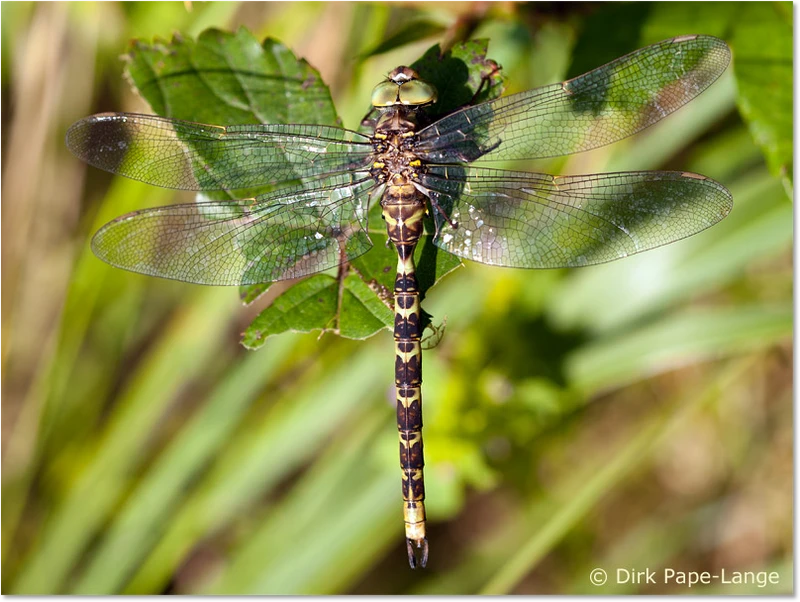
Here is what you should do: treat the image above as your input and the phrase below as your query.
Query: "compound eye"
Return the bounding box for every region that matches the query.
[371,81,399,107]
[398,80,437,106]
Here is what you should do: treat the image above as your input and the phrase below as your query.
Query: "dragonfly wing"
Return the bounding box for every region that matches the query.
[415,35,730,162]
[421,166,732,268]
[66,113,374,191]
[92,172,377,285]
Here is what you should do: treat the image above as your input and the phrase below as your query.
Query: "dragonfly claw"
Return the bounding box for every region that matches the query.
[407,537,429,569]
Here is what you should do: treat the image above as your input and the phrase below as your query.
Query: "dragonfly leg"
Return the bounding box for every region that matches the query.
[427,195,459,242]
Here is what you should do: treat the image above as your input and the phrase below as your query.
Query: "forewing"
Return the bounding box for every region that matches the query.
[422,166,732,268]
[415,35,731,163]
[92,173,377,285]
[66,113,373,191]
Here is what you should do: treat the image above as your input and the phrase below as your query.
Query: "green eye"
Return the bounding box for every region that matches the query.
[371,81,399,107]
[371,78,438,108]
[398,80,437,106]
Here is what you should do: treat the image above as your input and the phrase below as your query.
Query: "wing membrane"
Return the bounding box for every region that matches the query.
[66,113,374,191]
[421,166,732,268]
[92,172,378,285]
[415,35,731,163]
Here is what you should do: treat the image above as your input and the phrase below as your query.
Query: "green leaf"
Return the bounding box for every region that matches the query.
[241,275,339,348]
[241,273,386,348]
[239,281,272,305]
[411,39,506,116]
[125,27,340,126]
[731,2,793,186]
[339,274,395,339]
[239,269,394,348]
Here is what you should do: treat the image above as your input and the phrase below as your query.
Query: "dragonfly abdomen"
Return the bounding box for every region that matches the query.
[382,179,429,568]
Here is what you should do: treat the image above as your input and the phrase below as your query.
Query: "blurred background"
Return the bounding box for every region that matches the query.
[1,1,792,594]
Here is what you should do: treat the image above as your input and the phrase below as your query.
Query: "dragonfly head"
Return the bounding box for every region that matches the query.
[371,66,438,108]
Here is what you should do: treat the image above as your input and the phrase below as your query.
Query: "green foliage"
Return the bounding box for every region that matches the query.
[731,3,793,186]
[127,28,341,126]
[242,274,392,344]
[2,1,792,596]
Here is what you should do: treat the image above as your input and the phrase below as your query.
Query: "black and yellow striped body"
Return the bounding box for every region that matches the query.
[370,66,436,569]
[383,176,428,568]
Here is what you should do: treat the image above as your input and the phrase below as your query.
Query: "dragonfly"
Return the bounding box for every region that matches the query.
[67,34,732,569]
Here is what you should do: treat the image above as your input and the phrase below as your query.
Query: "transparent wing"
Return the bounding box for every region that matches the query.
[421,165,732,268]
[415,35,731,163]
[66,113,374,191]
[92,172,378,285]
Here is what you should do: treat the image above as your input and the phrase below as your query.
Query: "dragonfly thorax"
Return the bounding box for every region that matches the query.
[371,76,429,188]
